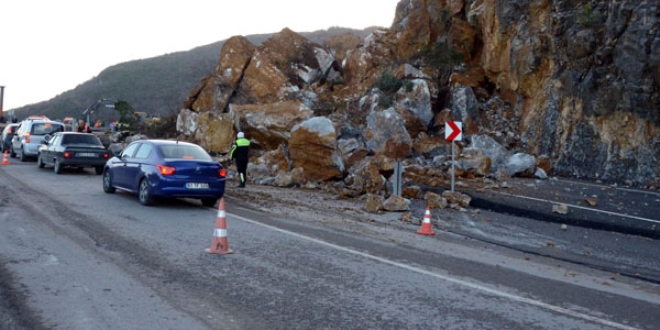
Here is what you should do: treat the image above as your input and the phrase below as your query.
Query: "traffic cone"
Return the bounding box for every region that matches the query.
[417,205,436,235]
[205,198,234,255]
[1,151,9,165]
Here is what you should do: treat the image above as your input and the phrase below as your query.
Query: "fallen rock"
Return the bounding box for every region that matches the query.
[424,191,448,209]
[364,194,384,214]
[583,197,598,206]
[400,212,415,224]
[382,195,410,212]
[402,185,424,199]
[441,190,471,207]
[552,204,569,215]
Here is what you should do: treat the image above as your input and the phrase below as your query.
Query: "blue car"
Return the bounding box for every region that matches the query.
[102,139,226,207]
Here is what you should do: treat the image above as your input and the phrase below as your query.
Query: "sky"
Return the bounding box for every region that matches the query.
[0,0,401,112]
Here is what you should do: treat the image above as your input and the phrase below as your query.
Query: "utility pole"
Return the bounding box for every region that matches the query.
[0,86,5,117]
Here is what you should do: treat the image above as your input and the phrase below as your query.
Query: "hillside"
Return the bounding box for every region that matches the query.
[11,27,379,123]
[177,0,660,188]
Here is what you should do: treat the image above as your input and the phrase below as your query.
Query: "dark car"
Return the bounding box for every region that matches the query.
[1,123,20,153]
[102,139,226,207]
[37,132,110,174]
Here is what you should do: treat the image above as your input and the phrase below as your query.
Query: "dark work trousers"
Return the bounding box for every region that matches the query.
[236,158,248,186]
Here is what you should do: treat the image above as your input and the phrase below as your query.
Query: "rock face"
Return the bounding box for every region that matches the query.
[178,0,660,191]
[465,0,660,184]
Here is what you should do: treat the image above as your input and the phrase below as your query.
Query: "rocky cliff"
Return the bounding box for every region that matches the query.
[177,0,659,197]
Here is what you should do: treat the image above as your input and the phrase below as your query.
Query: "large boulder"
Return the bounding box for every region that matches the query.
[500,153,536,178]
[465,135,508,170]
[240,28,339,103]
[195,112,235,153]
[364,108,413,159]
[183,36,257,112]
[394,64,435,127]
[229,101,313,150]
[289,117,344,181]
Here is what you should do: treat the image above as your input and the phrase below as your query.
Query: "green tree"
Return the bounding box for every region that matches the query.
[114,100,137,131]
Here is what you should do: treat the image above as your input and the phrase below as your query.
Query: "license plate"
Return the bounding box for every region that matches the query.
[186,182,209,189]
[77,153,96,157]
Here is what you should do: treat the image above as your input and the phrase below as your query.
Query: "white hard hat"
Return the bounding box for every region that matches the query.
[237,132,244,138]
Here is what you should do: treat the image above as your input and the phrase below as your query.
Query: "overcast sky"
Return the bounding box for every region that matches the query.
[0,0,401,111]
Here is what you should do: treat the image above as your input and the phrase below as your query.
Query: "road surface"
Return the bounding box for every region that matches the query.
[0,161,658,329]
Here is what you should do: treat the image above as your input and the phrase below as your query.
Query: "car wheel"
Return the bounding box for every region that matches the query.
[37,155,45,168]
[102,170,116,194]
[138,178,155,206]
[95,166,104,175]
[201,198,218,208]
[54,159,63,174]
[19,148,27,162]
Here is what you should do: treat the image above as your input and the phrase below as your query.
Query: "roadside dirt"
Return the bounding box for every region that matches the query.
[223,178,402,224]
[220,173,534,232]
[220,172,575,227]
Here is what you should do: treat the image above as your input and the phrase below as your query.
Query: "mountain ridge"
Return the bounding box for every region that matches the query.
[11,27,380,123]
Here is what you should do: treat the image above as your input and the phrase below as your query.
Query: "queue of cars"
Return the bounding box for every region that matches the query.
[4,117,226,207]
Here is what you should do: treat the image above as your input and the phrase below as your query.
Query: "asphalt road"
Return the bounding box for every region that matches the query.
[0,161,659,330]
[454,177,660,239]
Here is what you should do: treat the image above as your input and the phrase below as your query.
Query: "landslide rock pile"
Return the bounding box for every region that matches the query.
[176,0,660,209]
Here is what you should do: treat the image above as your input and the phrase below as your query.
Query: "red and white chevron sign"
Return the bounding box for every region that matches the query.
[445,121,462,141]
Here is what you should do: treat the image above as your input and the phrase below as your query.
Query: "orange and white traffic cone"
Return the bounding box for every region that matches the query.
[1,151,9,165]
[205,198,234,255]
[417,205,436,235]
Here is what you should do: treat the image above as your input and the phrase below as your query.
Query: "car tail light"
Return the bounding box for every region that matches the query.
[156,164,176,175]
[218,168,226,178]
[25,132,31,143]
[102,153,109,159]
[64,152,72,158]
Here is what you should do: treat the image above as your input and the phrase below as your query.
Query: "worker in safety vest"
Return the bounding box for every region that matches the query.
[76,119,91,133]
[229,132,250,188]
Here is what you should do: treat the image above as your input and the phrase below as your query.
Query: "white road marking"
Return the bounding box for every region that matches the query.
[491,191,660,225]
[552,179,660,197]
[227,211,641,330]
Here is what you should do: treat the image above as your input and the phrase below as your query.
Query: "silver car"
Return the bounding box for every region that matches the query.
[11,119,65,161]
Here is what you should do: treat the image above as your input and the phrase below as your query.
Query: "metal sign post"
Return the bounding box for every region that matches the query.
[445,121,463,192]
[393,161,402,196]
[451,141,455,192]
[0,86,4,114]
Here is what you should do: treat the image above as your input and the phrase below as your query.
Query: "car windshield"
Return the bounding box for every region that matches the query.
[158,144,212,161]
[61,134,102,146]
[31,123,63,135]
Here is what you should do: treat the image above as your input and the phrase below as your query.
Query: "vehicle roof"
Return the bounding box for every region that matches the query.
[54,131,96,135]
[133,139,199,147]
[26,115,50,120]
[2,124,19,134]
[22,119,64,125]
